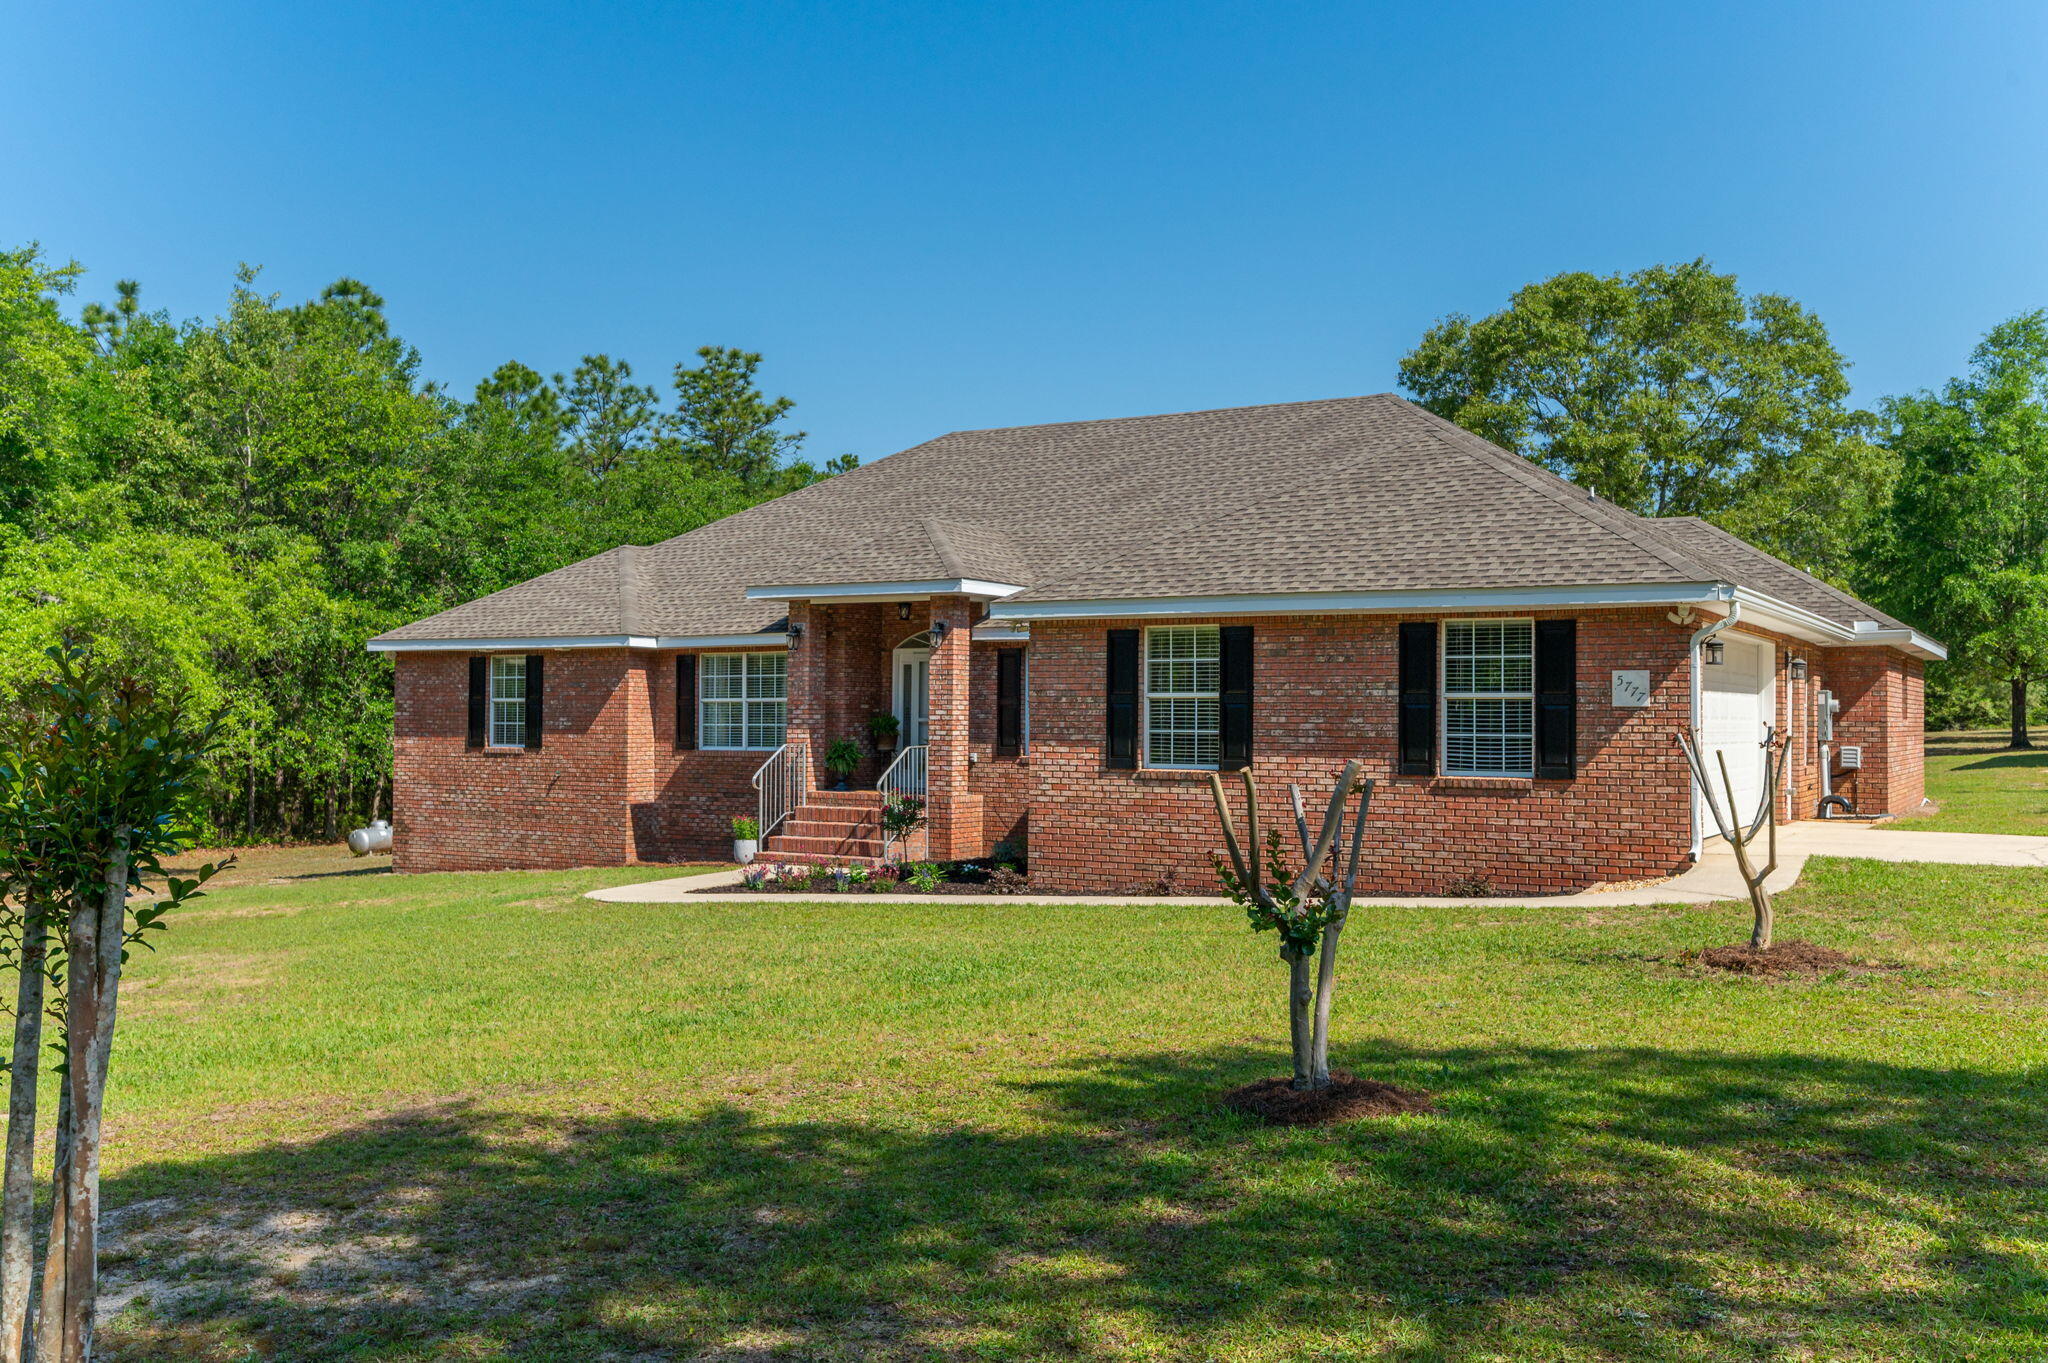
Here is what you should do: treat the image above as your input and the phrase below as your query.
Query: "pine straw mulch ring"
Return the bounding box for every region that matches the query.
[1681,938,1895,977]
[1224,1071,1436,1127]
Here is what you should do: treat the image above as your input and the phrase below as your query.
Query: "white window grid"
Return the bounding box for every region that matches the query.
[699,652,787,750]
[1145,625,1220,769]
[1442,619,1535,777]
[488,655,527,748]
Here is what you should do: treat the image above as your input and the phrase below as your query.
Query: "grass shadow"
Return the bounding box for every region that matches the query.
[1952,752,2048,772]
[99,1043,2048,1360]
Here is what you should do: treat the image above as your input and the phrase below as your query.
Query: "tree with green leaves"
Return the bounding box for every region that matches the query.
[1867,312,2048,749]
[0,644,229,1361]
[1398,259,1891,582]
[0,244,854,848]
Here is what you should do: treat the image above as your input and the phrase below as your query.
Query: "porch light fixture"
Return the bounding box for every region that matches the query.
[787,623,805,649]
[1703,639,1725,665]
[930,620,949,639]
[1790,656,1808,681]
[898,602,912,621]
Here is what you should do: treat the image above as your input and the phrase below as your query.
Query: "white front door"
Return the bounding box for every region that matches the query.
[893,647,931,747]
[1699,633,1774,836]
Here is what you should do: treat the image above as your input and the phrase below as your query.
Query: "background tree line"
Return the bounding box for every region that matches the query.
[0,247,850,844]
[1,247,2041,850]
[1400,259,2048,747]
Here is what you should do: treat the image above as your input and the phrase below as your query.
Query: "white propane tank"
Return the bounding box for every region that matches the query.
[347,819,393,856]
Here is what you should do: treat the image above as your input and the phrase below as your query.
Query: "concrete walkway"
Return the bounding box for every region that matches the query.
[587,820,2048,909]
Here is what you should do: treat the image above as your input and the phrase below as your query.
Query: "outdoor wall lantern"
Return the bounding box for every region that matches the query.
[1790,656,1809,681]
[930,620,950,639]
[898,602,912,620]
[1703,639,1725,665]
[787,623,805,649]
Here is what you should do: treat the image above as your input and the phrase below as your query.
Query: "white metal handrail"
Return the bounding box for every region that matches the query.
[877,743,927,798]
[876,744,929,863]
[751,741,808,840]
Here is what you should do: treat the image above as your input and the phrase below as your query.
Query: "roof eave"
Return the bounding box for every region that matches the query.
[746,579,1028,603]
[1721,588,1948,660]
[366,632,791,654]
[986,583,1737,622]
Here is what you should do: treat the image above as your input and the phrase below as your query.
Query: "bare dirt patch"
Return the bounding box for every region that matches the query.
[1223,1072,1435,1126]
[1687,939,1883,977]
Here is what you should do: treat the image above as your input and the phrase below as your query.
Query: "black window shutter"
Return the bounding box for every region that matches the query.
[466,656,487,749]
[1106,629,1140,769]
[1218,625,1253,771]
[1534,619,1577,779]
[523,654,544,749]
[995,650,1023,757]
[675,654,697,751]
[1397,622,1437,775]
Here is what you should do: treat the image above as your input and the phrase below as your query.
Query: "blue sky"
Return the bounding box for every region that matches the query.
[5,1,2045,463]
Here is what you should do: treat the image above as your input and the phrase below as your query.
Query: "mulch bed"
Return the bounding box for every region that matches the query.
[1690,939,1875,976]
[1223,1071,1436,1126]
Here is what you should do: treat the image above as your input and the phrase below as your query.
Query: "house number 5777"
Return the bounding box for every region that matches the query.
[1611,670,1651,707]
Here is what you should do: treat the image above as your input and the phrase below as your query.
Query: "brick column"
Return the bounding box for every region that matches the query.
[925,594,984,860]
[784,600,820,782]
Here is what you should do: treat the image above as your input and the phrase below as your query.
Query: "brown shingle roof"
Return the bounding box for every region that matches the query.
[372,394,1900,642]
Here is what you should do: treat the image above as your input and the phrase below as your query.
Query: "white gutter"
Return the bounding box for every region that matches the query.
[367,632,789,654]
[746,579,1027,602]
[1686,602,1743,859]
[989,582,1734,622]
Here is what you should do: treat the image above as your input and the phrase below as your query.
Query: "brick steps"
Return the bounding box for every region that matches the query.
[768,834,887,859]
[761,790,892,868]
[758,850,889,870]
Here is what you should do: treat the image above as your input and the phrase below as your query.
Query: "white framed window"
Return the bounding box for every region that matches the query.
[489,655,528,748]
[1145,625,1219,769]
[1443,619,1535,776]
[699,652,787,750]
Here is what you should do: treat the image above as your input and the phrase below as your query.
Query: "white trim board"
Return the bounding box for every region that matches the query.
[745,579,1027,602]
[367,633,791,654]
[988,583,1735,622]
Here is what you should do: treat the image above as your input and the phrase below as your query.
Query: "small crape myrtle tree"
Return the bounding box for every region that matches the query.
[1207,760,1375,1091]
[0,644,230,1362]
[1675,727,1791,950]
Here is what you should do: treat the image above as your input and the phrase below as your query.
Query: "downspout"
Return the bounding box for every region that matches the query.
[1687,602,1742,859]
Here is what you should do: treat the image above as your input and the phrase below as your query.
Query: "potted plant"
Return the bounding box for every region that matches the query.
[866,711,900,754]
[824,737,863,791]
[731,814,760,863]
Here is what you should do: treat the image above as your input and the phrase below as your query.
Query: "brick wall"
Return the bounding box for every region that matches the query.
[394,646,772,871]
[967,642,1032,855]
[1023,609,1703,895]
[1821,647,1926,816]
[392,609,1927,882]
[393,649,640,872]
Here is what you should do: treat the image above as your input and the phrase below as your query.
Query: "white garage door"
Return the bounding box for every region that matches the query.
[1699,634,1774,837]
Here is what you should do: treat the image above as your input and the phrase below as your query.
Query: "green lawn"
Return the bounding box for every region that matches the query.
[82,845,2048,1361]
[1889,729,2048,835]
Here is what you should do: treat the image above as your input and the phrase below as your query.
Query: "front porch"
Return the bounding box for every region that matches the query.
[753,591,1019,866]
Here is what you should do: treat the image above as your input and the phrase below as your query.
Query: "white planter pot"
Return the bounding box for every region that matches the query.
[733,838,759,863]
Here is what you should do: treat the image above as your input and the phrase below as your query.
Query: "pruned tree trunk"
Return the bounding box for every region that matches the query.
[0,905,47,1363]
[2012,677,2033,751]
[1284,947,1313,1086]
[52,828,129,1361]
[1308,783,1373,1088]
[1208,762,1371,1092]
[35,1087,70,1363]
[1677,730,1787,952]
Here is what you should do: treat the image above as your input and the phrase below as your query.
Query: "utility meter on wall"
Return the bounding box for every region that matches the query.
[1816,689,1840,742]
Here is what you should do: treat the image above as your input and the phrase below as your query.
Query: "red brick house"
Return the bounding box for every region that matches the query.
[369,395,1942,893]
